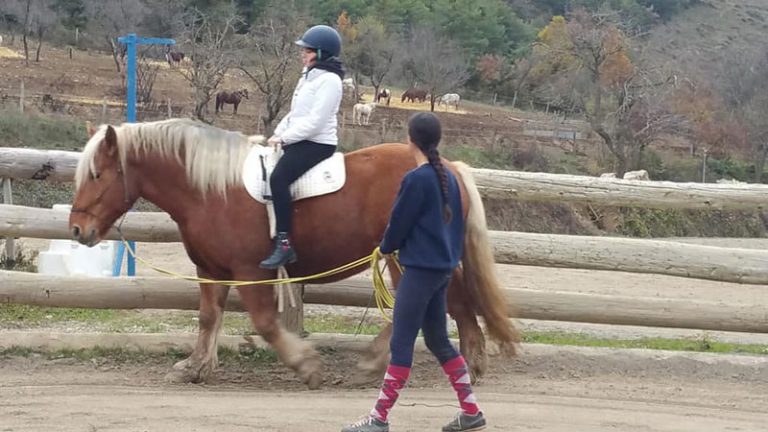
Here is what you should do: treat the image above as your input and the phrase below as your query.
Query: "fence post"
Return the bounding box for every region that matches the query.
[279,284,305,334]
[19,80,24,113]
[167,98,172,118]
[101,98,108,124]
[2,178,15,263]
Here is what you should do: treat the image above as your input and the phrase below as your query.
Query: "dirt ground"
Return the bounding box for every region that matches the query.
[1,343,767,432]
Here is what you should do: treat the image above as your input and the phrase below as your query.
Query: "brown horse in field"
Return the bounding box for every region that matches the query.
[69,118,518,388]
[401,88,428,103]
[215,89,249,114]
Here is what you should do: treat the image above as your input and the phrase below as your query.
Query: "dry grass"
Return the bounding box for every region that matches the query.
[0,47,23,59]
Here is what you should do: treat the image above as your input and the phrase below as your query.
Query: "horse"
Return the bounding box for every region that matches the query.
[165,50,185,66]
[352,102,376,125]
[342,77,356,93]
[401,88,428,103]
[438,93,461,110]
[70,118,519,389]
[375,88,391,106]
[215,89,249,115]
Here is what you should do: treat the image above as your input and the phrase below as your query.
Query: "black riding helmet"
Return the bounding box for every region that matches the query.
[295,25,342,60]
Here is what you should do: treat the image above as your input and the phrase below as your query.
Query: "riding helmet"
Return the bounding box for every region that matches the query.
[295,25,342,59]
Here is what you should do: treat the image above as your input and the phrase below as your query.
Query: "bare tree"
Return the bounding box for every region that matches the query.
[176,7,242,123]
[402,29,469,111]
[86,0,149,72]
[240,13,305,135]
[344,16,397,101]
[31,0,55,62]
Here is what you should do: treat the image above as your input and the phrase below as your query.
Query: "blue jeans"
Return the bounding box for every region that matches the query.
[390,267,460,367]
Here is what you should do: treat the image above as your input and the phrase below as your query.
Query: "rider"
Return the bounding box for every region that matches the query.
[260,25,345,269]
[342,113,487,432]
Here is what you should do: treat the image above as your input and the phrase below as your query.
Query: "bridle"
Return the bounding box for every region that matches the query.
[70,164,131,224]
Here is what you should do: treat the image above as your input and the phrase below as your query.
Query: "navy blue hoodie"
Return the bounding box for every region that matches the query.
[380,164,464,271]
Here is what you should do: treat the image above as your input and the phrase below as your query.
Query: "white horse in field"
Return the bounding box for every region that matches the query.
[342,77,356,93]
[438,93,461,110]
[352,102,376,125]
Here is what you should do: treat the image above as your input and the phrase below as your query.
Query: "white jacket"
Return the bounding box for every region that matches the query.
[274,68,342,146]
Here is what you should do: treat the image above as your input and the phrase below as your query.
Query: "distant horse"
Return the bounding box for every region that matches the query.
[342,77,356,93]
[375,88,391,106]
[353,102,376,125]
[438,93,461,110]
[215,89,249,114]
[401,88,428,103]
[71,118,518,389]
[165,50,185,66]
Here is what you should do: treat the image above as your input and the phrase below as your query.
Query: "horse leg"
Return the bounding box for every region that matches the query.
[350,256,400,385]
[447,267,487,383]
[233,101,238,115]
[166,275,230,383]
[237,280,323,389]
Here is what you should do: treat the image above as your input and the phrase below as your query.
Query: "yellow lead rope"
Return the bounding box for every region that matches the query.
[117,237,399,321]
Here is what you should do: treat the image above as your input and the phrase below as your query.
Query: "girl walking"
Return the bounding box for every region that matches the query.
[342,112,487,432]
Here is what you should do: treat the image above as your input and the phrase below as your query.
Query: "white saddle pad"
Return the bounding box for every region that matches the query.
[242,145,346,204]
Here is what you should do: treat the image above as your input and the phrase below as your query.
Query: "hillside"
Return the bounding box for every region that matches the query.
[645,0,768,78]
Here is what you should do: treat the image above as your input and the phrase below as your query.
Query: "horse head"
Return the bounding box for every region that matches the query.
[69,123,139,246]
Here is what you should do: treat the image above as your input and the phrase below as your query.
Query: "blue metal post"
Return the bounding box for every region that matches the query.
[113,34,175,277]
[124,33,137,122]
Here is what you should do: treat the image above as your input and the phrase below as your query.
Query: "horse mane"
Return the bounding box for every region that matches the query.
[76,118,265,196]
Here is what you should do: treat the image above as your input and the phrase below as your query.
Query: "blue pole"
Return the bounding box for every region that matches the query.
[125,34,137,123]
[114,34,175,277]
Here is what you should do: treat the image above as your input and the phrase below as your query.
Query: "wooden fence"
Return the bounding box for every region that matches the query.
[1,147,768,334]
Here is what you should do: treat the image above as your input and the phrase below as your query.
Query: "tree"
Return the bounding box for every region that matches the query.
[402,29,469,111]
[176,6,243,122]
[716,48,768,182]
[342,15,396,100]
[51,0,87,30]
[86,0,150,72]
[476,54,534,107]
[240,6,305,134]
[535,8,683,175]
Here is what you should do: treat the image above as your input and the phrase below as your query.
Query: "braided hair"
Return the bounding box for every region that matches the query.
[408,112,452,223]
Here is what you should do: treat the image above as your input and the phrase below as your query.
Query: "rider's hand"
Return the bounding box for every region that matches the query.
[267,136,282,149]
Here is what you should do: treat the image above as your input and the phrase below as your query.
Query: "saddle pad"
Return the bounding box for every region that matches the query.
[242,145,346,204]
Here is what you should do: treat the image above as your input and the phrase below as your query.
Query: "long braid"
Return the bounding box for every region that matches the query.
[427,147,452,223]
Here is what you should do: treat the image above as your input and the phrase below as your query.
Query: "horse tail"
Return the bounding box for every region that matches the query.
[453,161,521,356]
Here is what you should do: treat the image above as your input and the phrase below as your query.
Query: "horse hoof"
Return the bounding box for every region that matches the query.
[165,369,202,384]
[306,372,323,390]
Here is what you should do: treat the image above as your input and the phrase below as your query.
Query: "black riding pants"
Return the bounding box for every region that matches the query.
[270,140,335,234]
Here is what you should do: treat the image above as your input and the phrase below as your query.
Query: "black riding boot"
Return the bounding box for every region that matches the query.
[260,232,298,269]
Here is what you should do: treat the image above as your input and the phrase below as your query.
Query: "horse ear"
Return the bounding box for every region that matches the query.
[85,121,97,138]
[104,125,118,157]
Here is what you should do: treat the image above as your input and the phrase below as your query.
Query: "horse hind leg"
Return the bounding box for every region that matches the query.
[447,267,487,383]
[166,277,229,384]
[350,256,400,385]
[237,281,323,389]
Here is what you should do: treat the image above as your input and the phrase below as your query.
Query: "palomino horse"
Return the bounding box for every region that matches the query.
[69,118,518,389]
[215,89,249,115]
